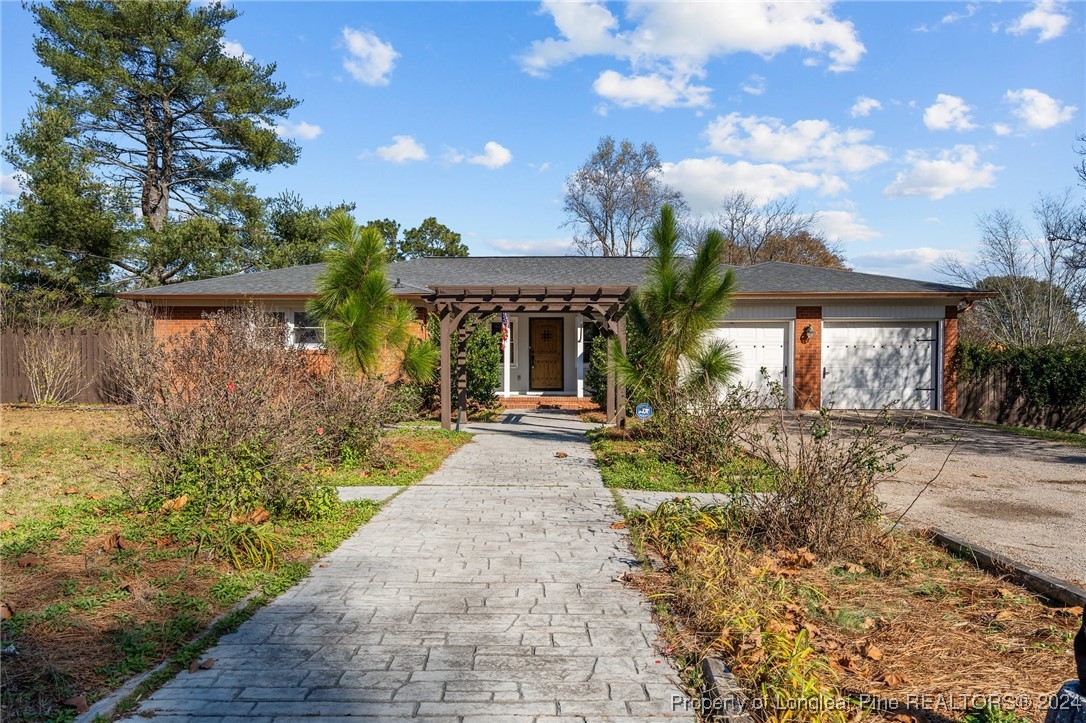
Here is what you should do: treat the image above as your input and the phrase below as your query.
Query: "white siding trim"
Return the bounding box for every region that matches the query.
[723,304,796,321]
[822,304,945,321]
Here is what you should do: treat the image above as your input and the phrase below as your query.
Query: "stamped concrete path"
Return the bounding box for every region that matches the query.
[122,412,693,722]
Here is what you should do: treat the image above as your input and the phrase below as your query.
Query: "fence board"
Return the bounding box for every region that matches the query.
[958,371,1086,433]
[1,330,120,404]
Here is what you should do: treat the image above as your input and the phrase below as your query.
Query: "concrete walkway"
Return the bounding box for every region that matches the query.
[122,412,692,722]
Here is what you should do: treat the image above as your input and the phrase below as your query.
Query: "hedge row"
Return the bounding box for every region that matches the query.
[957,341,1086,411]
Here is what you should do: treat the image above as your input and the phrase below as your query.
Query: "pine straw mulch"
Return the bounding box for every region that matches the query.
[1,528,234,721]
[633,525,1080,723]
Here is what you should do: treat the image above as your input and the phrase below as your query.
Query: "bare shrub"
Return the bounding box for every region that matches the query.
[731,386,916,554]
[113,306,394,521]
[647,380,919,554]
[20,328,90,404]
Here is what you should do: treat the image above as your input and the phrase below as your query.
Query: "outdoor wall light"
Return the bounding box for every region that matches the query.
[801,324,815,343]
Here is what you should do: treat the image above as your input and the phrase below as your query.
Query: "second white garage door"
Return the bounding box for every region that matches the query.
[710,323,790,403]
[822,322,938,410]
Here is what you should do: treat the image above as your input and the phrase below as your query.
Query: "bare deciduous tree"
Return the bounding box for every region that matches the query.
[687,191,849,269]
[938,192,1086,345]
[563,137,685,257]
[17,301,91,405]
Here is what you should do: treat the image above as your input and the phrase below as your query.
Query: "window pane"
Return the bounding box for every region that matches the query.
[292,311,323,346]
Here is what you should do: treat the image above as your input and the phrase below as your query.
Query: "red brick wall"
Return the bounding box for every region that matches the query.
[943,305,959,415]
[152,306,226,341]
[794,306,822,411]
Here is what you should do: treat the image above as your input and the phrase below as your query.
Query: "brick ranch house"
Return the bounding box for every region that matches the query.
[118,257,994,429]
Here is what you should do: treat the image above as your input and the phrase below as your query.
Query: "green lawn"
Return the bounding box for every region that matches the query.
[588,426,776,493]
[327,427,473,486]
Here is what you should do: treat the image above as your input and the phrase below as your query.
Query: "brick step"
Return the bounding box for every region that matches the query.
[500,396,599,410]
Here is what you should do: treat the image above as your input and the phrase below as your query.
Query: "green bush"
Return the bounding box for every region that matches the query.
[465,319,501,409]
[418,312,501,413]
[585,332,609,408]
[958,341,1086,411]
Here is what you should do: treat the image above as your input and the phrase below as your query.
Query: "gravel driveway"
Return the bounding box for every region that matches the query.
[876,415,1086,586]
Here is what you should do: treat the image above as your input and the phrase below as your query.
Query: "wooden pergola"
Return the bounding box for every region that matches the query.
[426,285,632,429]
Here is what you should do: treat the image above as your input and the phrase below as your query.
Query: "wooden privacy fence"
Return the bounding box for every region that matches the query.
[958,372,1086,433]
[1,329,124,404]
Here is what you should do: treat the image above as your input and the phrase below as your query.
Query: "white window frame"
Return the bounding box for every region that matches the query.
[288,309,325,350]
[265,307,325,350]
[507,317,519,368]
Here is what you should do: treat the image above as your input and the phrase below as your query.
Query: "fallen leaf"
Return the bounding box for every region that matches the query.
[994,610,1014,621]
[609,520,626,529]
[16,554,44,568]
[11,452,21,463]
[4,510,15,516]
[861,617,876,630]
[970,473,989,479]
[198,658,215,670]
[1,601,13,620]
[1055,606,1084,617]
[250,507,270,525]
[318,562,330,568]
[843,563,866,574]
[188,659,200,673]
[554,451,568,458]
[62,695,89,713]
[892,714,916,723]
[861,641,883,661]
[85,493,106,501]
[880,672,910,687]
[0,473,8,485]
[0,521,13,532]
[62,487,78,495]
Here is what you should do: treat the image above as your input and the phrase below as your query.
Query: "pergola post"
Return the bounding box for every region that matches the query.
[615,315,627,426]
[439,311,453,430]
[457,326,469,427]
[605,334,616,424]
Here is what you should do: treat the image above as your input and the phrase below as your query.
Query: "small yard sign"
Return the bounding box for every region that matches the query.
[635,403,653,420]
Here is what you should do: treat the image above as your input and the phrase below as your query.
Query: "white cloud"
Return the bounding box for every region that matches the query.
[704,113,889,173]
[740,74,766,96]
[851,246,971,280]
[533,162,552,174]
[519,1,866,109]
[375,135,427,163]
[485,237,573,255]
[992,122,1013,136]
[661,157,844,212]
[274,121,322,141]
[220,39,251,61]
[850,96,882,118]
[1004,88,1077,130]
[341,28,398,86]
[816,210,881,242]
[592,69,710,110]
[1,172,24,196]
[468,141,513,169]
[942,3,979,25]
[883,145,1000,200]
[1006,1,1071,42]
[923,94,977,131]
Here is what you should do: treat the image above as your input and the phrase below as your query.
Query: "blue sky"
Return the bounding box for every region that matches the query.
[2,1,1083,280]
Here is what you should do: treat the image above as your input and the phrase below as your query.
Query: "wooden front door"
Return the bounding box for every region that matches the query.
[529,318,563,390]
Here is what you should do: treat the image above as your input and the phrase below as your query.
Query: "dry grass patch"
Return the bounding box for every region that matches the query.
[632,500,1078,723]
[0,406,387,721]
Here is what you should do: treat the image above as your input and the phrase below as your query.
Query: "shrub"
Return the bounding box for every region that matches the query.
[731,397,913,555]
[115,307,394,533]
[958,340,1086,412]
[418,312,501,414]
[465,318,501,409]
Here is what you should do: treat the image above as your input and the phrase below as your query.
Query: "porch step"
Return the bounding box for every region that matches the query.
[500,396,600,410]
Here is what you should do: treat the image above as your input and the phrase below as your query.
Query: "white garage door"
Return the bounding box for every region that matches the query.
[822,322,937,410]
[710,323,790,403]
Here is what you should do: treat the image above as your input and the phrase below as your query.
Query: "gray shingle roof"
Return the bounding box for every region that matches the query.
[118,257,981,299]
